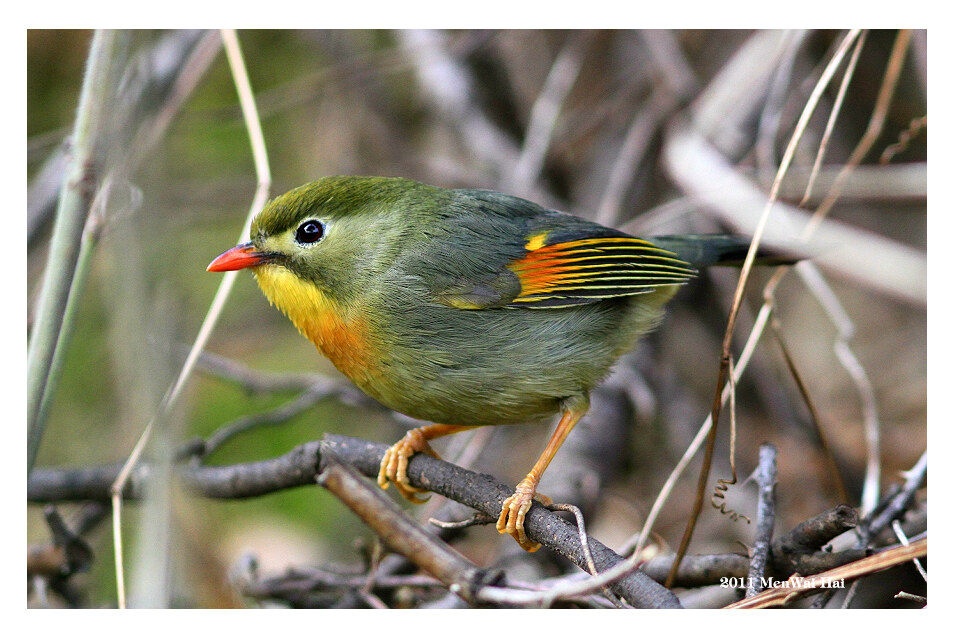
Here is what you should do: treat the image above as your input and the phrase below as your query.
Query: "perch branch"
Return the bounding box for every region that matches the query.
[29,435,681,608]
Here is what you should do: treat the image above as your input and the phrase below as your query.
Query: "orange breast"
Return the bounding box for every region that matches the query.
[301,311,377,383]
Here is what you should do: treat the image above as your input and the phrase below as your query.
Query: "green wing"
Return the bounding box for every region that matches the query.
[412,189,697,310]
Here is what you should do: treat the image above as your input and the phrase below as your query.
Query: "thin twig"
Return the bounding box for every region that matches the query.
[428,513,496,530]
[745,444,777,597]
[768,309,849,503]
[507,31,590,195]
[793,262,883,514]
[864,450,926,542]
[547,503,598,577]
[894,591,926,605]
[879,115,927,164]
[194,349,337,394]
[197,386,330,459]
[799,31,867,207]
[710,357,751,526]
[544,503,627,608]
[892,520,927,582]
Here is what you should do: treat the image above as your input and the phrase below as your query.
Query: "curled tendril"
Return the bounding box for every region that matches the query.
[710,356,750,525]
[711,476,751,525]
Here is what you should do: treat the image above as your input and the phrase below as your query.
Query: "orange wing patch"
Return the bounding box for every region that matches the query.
[506,236,697,308]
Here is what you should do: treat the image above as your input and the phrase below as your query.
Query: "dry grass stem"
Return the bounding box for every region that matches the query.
[667,29,862,584]
[110,29,271,607]
[28,30,118,471]
[626,300,774,559]
[799,31,868,207]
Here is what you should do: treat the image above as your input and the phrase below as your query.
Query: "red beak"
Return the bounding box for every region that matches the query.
[207,242,271,272]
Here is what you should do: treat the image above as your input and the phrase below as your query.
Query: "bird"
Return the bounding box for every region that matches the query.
[208,175,788,552]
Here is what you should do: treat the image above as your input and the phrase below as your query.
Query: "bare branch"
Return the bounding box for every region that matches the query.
[864,450,927,542]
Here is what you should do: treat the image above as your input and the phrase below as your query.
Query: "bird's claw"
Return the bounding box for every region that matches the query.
[378,429,437,503]
[496,477,545,552]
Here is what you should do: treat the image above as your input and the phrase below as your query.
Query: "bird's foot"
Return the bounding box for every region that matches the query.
[496,477,551,552]
[377,427,438,503]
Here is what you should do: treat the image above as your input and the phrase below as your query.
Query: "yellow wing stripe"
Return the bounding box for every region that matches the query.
[516,241,681,258]
[515,272,695,291]
[515,265,695,283]
[507,236,696,306]
[511,255,696,273]
[527,236,660,249]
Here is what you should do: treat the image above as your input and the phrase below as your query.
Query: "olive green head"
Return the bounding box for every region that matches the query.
[243,175,445,295]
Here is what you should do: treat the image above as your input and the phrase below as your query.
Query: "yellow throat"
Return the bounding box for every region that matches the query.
[252,265,375,383]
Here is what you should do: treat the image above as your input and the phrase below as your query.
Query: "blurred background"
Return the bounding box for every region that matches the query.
[27,29,926,608]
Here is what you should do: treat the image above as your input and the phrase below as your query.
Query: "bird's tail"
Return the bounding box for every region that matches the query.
[649,234,800,268]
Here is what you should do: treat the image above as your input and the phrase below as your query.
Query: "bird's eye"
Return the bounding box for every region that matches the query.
[294,220,325,245]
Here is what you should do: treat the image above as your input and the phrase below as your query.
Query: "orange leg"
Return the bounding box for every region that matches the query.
[378,424,480,503]
[497,408,585,552]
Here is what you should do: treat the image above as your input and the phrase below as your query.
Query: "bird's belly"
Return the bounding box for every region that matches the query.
[358,371,565,426]
[354,292,676,426]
